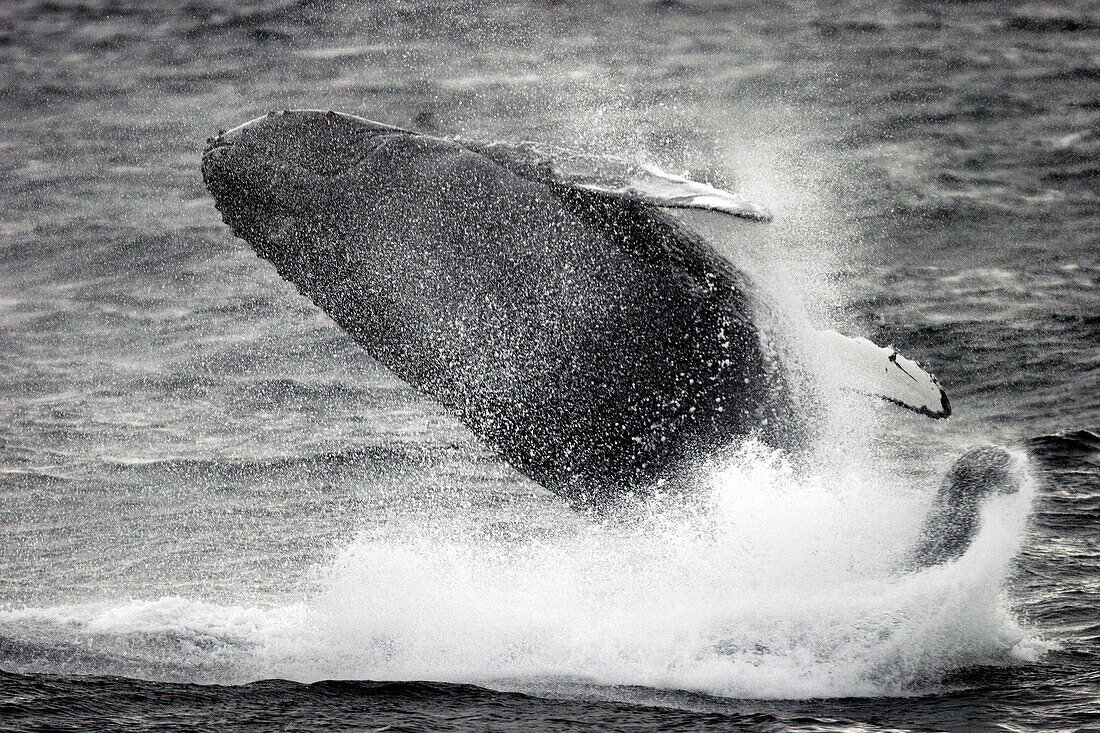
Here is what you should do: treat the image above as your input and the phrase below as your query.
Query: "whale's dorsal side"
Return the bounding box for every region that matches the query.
[456,138,774,222]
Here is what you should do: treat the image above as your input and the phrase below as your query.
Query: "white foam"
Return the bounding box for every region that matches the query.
[0,444,1039,698]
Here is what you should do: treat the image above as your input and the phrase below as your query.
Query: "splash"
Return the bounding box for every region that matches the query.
[0,443,1038,699]
[0,108,1040,700]
[266,443,1036,698]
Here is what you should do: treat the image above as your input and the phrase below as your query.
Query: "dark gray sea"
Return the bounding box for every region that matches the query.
[2,1,1098,730]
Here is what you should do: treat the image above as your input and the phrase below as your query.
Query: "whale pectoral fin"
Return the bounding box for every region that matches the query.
[812,329,951,419]
[456,138,772,222]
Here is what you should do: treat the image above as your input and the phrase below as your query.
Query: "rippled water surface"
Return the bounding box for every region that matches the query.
[1,1,1098,730]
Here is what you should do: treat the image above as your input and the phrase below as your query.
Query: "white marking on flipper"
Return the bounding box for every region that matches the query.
[811,329,950,418]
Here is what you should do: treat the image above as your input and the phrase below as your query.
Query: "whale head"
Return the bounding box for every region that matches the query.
[201,110,406,269]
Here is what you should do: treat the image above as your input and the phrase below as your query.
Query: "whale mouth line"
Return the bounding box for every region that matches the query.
[874,391,952,419]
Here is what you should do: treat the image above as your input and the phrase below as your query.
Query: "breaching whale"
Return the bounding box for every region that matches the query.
[201,109,950,512]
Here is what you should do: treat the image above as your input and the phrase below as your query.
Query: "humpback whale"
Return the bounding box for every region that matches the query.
[201,109,949,512]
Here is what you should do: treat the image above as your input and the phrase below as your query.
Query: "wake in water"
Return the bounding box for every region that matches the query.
[0,439,1039,699]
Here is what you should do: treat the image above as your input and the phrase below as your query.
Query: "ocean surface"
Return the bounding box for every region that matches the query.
[1,0,1098,730]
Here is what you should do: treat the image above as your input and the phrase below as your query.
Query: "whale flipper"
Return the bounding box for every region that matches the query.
[812,330,950,419]
[457,138,773,221]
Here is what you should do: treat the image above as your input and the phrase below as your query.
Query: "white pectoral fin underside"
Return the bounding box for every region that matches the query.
[620,163,773,221]
[457,138,773,222]
[813,329,951,419]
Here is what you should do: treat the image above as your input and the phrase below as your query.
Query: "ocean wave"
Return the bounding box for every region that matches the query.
[98,444,444,477]
[1028,430,1100,464]
[1005,12,1100,33]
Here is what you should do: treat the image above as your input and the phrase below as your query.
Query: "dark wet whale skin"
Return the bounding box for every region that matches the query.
[202,110,799,511]
[908,446,1021,569]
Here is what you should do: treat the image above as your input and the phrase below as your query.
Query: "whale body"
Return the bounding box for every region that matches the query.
[201,110,949,512]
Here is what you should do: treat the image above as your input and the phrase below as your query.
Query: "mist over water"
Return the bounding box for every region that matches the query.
[292,448,1036,698]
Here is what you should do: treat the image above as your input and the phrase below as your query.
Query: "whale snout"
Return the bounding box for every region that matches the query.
[203,110,403,255]
[203,109,404,186]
